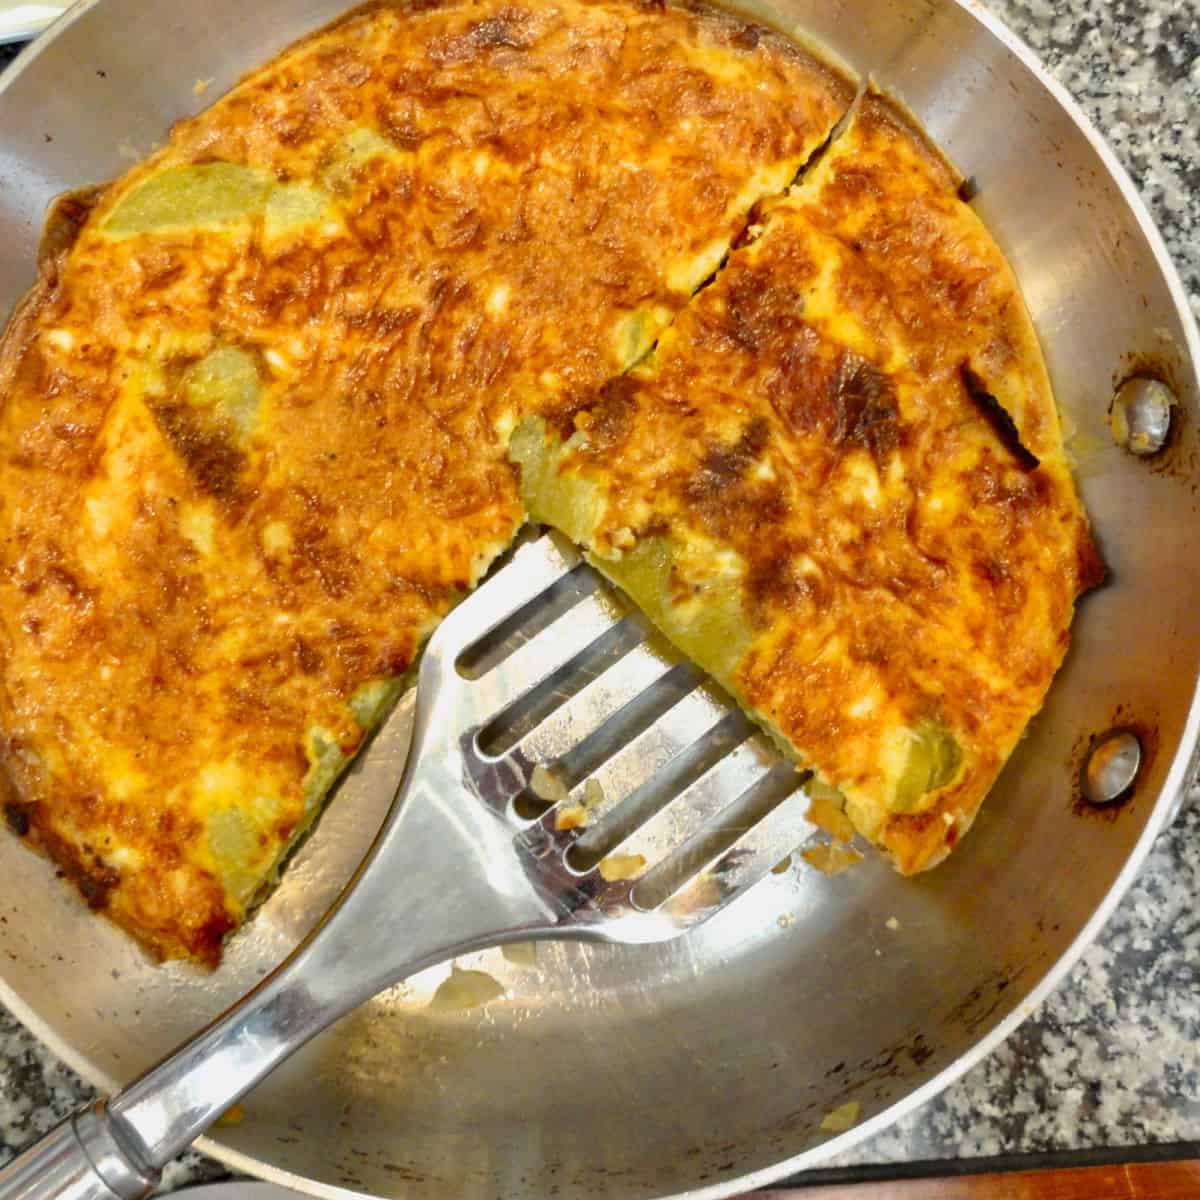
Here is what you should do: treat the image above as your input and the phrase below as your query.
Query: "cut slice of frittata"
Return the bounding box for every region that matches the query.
[510,93,1101,874]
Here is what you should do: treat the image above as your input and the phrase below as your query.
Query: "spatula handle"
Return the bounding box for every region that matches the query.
[0,2,69,45]
[0,1103,157,1200]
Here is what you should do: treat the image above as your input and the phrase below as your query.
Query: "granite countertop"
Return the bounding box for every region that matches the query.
[0,0,1197,1191]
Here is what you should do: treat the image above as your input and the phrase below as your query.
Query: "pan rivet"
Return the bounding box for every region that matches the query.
[1083,730,1142,806]
[1109,377,1174,456]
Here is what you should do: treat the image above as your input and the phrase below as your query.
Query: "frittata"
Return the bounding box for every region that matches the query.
[511,93,1102,874]
[0,0,853,961]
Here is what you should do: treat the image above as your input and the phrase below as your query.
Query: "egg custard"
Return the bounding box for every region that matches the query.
[0,1,1095,963]
[512,94,1103,874]
[0,0,852,962]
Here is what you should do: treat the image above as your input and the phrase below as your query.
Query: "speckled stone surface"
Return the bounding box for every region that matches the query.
[0,0,1196,1190]
[832,787,1200,1167]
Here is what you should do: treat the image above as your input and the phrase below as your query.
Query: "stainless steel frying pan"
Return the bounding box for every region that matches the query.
[0,1,1196,1198]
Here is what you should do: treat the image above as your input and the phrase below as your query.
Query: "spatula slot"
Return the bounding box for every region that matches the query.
[568,707,755,872]
[553,661,701,790]
[456,561,599,680]
[631,763,808,911]
[477,616,649,757]
[509,660,702,821]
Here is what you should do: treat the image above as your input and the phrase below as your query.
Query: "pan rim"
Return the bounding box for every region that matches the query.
[0,0,1195,1195]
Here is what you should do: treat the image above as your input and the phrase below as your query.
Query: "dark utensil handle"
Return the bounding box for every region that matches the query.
[753,1157,1200,1197]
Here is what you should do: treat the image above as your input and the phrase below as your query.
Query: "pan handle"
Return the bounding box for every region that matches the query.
[0,1101,158,1200]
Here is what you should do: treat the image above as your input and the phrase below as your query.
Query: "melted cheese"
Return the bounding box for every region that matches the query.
[0,0,852,961]
[511,93,1100,875]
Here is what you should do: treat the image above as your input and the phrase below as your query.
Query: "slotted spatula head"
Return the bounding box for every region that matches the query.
[422,531,830,940]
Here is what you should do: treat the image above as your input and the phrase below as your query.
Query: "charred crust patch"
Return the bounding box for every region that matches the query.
[429,10,536,62]
[193,911,237,966]
[571,375,640,451]
[960,364,1040,471]
[691,418,770,496]
[723,266,811,356]
[38,186,106,275]
[731,24,761,50]
[721,266,900,466]
[78,864,121,910]
[771,343,900,466]
[39,827,121,911]
[377,104,427,152]
[4,802,31,837]
[292,517,354,600]
[828,352,899,461]
[680,418,786,545]
[294,637,322,674]
[1075,527,1108,596]
[745,542,821,614]
[151,404,246,503]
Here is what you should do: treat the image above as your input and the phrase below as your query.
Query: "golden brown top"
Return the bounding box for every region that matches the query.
[514,94,1101,873]
[0,0,851,960]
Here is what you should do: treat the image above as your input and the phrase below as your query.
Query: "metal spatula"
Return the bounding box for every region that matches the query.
[0,533,825,1200]
[0,2,69,45]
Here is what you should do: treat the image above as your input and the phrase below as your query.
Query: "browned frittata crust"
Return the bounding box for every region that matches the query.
[513,93,1101,874]
[0,0,852,960]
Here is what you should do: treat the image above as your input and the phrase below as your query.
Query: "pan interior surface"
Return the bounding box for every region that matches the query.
[0,1,1196,1198]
